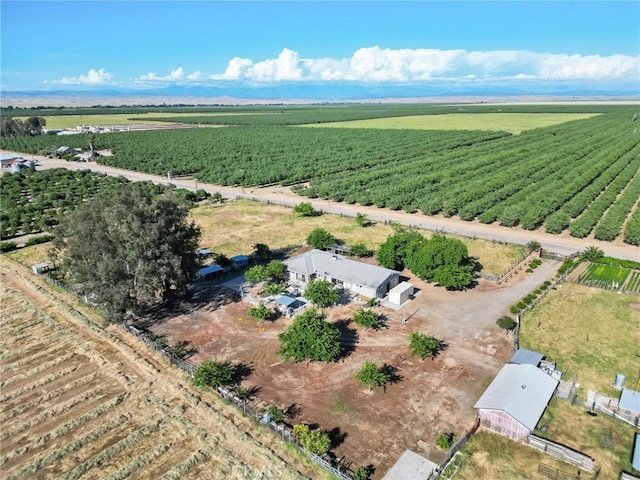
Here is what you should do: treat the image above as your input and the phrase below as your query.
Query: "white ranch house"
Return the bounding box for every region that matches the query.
[283,249,400,299]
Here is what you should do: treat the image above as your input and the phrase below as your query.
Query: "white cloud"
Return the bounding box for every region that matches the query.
[135,66,201,83]
[210,47,640,84]
[211,48,303,81]
[47,68,114,85]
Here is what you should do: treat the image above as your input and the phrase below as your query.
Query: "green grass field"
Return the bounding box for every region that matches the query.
[518,283,640,395]
[582,263,631,285]
[300,113,600,134]
[16,112,254,129]
[191,199,524,275]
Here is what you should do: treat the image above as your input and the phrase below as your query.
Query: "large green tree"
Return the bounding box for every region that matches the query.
[293,424,331,455]
[303,279,340,307]
[278,308,342,362]
[405,233,474,289]
[375,228,423,270]
[52,182,201,320]
[306,227,339,249]
[192,360,233,388]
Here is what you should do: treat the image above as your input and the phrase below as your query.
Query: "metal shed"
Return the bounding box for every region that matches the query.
[31,262,50,275]
[509,348,544,367]
[474,364,558,442]
[198,264,223,280]
[619,388,640,415]
[231,255,249,268]
[382,450,437,480]
[275,295,304,316]
[389,281,414,306]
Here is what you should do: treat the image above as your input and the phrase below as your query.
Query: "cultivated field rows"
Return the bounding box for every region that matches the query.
[0,258,311,480]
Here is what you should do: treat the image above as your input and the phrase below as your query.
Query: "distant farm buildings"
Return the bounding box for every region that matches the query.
[1,154,35,173]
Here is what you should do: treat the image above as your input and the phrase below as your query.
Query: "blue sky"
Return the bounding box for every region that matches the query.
[1,1,639,99]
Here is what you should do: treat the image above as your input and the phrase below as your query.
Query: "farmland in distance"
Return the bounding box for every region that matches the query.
[2,104,638,243]
[299,112,600,134]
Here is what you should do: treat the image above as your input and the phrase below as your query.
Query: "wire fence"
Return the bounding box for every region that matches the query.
[431,418,480,479]
[120,323,353,480]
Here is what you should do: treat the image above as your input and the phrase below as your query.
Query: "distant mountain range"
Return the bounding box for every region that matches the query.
[2,83,639,107]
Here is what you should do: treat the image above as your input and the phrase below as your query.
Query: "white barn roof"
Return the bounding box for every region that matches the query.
[284,249,399,290]
[619,388,640,414]
[474,364,558,430]
[382,450,437,480]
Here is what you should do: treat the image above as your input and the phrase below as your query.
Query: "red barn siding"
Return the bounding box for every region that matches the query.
[478,409,531,442]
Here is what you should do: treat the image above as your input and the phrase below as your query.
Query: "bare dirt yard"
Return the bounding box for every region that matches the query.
[0,257,316,480]
[145,254,560,478]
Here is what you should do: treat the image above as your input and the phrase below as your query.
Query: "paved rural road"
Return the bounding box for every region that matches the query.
[4,150,639,261]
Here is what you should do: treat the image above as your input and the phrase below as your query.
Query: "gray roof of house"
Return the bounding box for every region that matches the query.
[509,348,544,366]
[382,450,437,480]
[474,363,558,430]
[284,249,399,290]
[619,388,640,414]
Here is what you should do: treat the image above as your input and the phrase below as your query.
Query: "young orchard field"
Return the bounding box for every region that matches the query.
[0,169,128,238]
[0,169,201,239]
[2,106,638,244]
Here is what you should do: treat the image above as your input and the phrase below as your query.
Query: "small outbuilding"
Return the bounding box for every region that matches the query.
[31,262,50,275]
[382,450,438,480]
[275,295,305,316]
[619,388,640,417]
[632,432,640,473]
[231,255,249,269]
[196,248,214,259]
[75,153,94,162]
[198,264,223,280]
[509,348,544,367]
[389,281,414,306]
[1,154,25,169]
[474,363,558,442]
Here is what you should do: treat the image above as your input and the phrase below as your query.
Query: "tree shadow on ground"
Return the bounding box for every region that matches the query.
[286,403,303,420]
[172,340,198,359]
[334,319,359,359]
[236,385,261,402]
[381,364,403,385]
[139,280,241,327]
[327,426,348,449]
[232,362,254,384]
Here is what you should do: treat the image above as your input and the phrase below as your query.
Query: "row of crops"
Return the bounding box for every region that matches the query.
[2,106,638,244]
[578,263,640,294]
[0,169,200,239]
[0,169,128,238]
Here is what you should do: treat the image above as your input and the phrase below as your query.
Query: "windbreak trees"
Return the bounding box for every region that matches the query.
[52,182,201,321]
[377,229,474,289]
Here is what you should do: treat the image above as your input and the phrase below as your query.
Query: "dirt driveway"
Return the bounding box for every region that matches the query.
[147,259,559,477]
